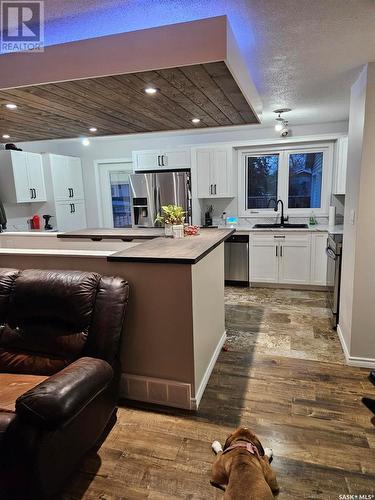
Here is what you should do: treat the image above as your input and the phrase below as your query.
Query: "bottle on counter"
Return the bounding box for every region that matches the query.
[309,211,317,226]
[222,211,227,226]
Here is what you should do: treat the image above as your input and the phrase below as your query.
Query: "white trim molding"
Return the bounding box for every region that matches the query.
[337,324,375,368]
[237,141,334,218]
[192,331,227,410]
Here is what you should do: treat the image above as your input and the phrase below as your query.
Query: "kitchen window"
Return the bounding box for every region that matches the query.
[240,143,332,217]
[247,154,279,209]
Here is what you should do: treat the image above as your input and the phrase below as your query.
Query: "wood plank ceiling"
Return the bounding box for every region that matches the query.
[0,62,259,143]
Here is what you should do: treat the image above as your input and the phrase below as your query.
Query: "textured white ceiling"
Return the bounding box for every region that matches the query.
[33,0,375,127]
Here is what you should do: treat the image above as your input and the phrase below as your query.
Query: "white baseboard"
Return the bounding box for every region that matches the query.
[337,324,375,368]
[192,331,227,410]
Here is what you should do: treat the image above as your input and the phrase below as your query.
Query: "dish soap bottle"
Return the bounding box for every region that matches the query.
[309,211,317,226]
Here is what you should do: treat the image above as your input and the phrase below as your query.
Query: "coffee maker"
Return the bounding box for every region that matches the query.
[43,215,53,230]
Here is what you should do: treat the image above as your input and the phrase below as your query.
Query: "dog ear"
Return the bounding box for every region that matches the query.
[223,433,234,451]
[251,435,265,457]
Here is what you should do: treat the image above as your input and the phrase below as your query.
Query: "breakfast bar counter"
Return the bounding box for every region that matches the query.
[0,228,233,410]
[108,228,234,263]
[57,228,164,240]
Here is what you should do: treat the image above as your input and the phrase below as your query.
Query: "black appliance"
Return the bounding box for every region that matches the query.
[43,214,53,230]
[326,232,343,328]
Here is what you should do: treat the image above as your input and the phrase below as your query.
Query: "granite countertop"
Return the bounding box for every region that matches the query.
[57,228,165,240]
[108,228,235,264]
[217,224,343,234]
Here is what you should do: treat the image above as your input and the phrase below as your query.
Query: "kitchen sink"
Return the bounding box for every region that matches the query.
[252,223,309,229]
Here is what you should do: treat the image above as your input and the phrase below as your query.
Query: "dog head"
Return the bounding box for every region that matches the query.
[223,427,265,456]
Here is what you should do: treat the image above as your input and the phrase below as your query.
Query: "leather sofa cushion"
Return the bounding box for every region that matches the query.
[0,269,101,375]
[0,373,47,412]
[0,269,19,325]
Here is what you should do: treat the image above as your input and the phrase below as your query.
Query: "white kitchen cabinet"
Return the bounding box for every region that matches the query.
[249,231,325,286]
[333,137,348,195]
[0,150,46,203]
[46,154,84,201]
[132,148,190,170]
[249,234,279,283]
[310,233,328,285]
[42,154,86,231]
[55,201,87,232]
[278,234,311,285]
[195,147,233,198]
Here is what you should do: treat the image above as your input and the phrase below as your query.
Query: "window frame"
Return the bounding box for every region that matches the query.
[238,142,333,217]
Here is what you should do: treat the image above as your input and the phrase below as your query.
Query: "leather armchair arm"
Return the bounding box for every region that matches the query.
[16,357,113,429]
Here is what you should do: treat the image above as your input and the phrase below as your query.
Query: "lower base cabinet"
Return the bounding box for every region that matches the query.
[249,232,328,286]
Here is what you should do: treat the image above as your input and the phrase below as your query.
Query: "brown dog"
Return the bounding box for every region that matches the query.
[211,427,279,499]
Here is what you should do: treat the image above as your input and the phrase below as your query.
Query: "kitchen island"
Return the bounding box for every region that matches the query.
[0,228,234,410]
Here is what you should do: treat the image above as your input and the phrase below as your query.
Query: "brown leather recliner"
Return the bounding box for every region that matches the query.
[0,268,129,500]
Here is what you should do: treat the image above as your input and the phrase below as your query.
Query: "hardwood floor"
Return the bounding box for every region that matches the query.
[63,288,375,499]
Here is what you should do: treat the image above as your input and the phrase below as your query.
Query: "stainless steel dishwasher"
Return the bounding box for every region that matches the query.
[224,233,249,286]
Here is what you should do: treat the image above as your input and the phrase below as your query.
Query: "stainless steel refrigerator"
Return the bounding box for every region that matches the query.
[129,171,191,227]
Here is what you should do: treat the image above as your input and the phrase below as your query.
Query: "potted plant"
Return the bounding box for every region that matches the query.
[155,205,186,238]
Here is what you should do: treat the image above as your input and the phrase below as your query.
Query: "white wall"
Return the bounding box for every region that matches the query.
[11,121,348,228]
[339,63,375,365]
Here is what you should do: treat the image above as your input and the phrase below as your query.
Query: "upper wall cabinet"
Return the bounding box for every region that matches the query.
[44,154,85,201]
[132,148,191,171]
[195,147,233,198]
[333,137,348,195]
[0,151,46,203]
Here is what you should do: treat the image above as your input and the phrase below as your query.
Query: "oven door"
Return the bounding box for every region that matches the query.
[326,245,338,326]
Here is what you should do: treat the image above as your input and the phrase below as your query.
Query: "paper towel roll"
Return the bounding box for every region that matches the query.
[328,206,336,227]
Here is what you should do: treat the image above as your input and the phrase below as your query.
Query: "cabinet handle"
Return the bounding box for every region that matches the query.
[161,155,165,167]
[157,155,161,167]
[280,245,283,257]
[71,188,74,197]
[214,184,217,195]
[34,189,37,199]
[72,203,75,213]
[276,246,278,257]
[210,184,213,195]
[30,188,34,199]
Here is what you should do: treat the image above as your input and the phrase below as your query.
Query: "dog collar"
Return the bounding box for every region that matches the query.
[222,440,260,457]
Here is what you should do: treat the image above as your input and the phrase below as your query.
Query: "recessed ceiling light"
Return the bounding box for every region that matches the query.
[2,134,10,139]
[145,87,157,95]
[5,103,17,109]
[192,118,201,124]
[81,138,90,146]
[89,127,97,133]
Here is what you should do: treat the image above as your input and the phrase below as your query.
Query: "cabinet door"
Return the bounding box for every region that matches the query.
[55,201,86,232]
[278,234,311,284]
[196,150,212,198]
[50,155,70,200]
[211,149,231,197]
[162,149,190,169]
[26,153,46,202]
[311,233,328,285]
[133,151,160,170]
[249,234,278,283]
[66,157,84,200]
[11,151,32,202]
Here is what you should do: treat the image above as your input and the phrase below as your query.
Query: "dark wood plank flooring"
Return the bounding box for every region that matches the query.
[63,288,375,499]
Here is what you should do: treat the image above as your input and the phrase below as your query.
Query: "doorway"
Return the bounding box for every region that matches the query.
[98,161,133,228]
